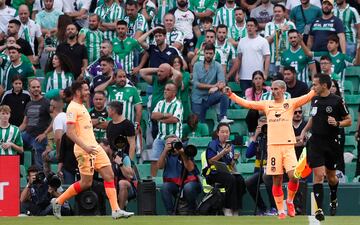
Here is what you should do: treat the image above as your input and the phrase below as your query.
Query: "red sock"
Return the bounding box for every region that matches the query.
[272,185,284,212]
[57,181,82,205]
[287,180,299,203]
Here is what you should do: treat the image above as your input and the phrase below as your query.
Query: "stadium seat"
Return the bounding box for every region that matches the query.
[228,82,242,95]
[188,136,212,152]
[345,66,360,94]
[345,95,360,116]
[345,162,357,181]
[23,151,32,170]
[205,108,218,132]
[141,110,149,139]
[344,80,354,95]
[230,120,248,137]
[50,163,58,173]
[237,162,255,179]
[141,95,149,107]
[135,163,151,180]
[227,109,249,120]
[136,82,149,95]
[344,135,357,153]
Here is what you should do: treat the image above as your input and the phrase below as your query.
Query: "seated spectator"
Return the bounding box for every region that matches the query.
[171,56,191,121]
[158,135,202,215]
[204,123,246,216]
[245,117,277,215]
[20,165,71,216]
[0,105,23,155]
[283,66,309,98]
[191,43,232,124]
[245,70,271,135]
[43,53,74,92]
[0,75,31,127]
[182,114,209,142]
[150,83,183,177]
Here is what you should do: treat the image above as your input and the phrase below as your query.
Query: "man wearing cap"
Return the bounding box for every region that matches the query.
[307,0,346,54]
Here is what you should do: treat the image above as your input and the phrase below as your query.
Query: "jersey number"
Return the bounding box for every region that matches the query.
[271,157,276,166]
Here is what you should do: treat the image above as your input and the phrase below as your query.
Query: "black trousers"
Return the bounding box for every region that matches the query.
[207,171,246,210]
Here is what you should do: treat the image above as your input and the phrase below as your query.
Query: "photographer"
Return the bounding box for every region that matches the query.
[158,135,202,215]
[204,123,246,216]
[245,117,277,216]
[20,165,71,216]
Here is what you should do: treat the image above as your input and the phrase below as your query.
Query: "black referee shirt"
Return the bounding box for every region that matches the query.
[310,93,349,137]
[0,89,31,126]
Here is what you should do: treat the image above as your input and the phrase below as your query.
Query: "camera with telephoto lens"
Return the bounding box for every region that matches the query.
[33,171,61,189]
[169,141,197,158]
[113,135,128,157]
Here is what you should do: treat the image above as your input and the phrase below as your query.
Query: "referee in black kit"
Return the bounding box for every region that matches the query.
[300,73,352,221]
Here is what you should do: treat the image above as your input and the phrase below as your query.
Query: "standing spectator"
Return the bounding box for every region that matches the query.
[191,43,232,123]
[0,46,35,91]
[334,0,360,57]
[154,0,177,25]
[164,13,184,51]
[56,23,88,80]
[91,56,115,91]
[95,69,142,141]
[150,83,183,177]
[0,0,16,39]
[138,26,180,68]
[89,91,109,142]
[137,0,157,26]
[158,135,202,215]
[169,0,201,59]
[0,105,23,155]
[265,4,296,73]
[236,18,270,91]
[189,0,217,21]
[204,123,246,216]
[283,66,309,98]
[228,7,247,47]
[32,0,64,19]
[307,0,346,54]
[280,29,316,84]
[293,107,307,159]
[95,0,125,41]
[213,0,236,28]
[289,0,322,42]
[112,20,147,82]
[78,14,104,64]
[124,0,148,40]
[194,16,213,51]
[250,0,274,33]
[286,0,321,11]
[43,53,74,92]
[20,79,52,169]
[63,0,91,29]
[17,4,44,65]
[1,75,31,127]
[300,73,351,221]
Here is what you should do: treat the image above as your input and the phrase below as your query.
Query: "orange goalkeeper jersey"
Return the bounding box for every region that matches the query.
[229,90,315,145]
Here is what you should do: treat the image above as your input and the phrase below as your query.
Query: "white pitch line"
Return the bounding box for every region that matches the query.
[308,216,321,225]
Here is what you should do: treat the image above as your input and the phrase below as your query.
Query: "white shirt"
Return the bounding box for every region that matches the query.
[237,35,270,80]
[0,5,16,33]
[33,0,64,12]
[172,8,197,40]
[285,0,321,10]
[63,0,91,27]
[53,112,67,133]
[17,18,42,53]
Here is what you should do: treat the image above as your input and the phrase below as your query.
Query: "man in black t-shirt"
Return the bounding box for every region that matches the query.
[300,73,351,221]
[106,101,136,160]
[90,91,109,142]
[292,107,307,159]
[284,66,309,98]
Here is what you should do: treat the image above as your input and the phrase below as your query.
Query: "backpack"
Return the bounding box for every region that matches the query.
[196,186,224,215]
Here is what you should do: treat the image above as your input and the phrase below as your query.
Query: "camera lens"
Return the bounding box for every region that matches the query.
[172,141,183,150]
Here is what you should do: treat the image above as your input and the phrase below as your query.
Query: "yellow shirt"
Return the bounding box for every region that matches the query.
[229,90,315,145]
[66,101,98,150]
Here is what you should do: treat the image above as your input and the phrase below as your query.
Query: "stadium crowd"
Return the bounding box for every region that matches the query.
[1,0,360,220]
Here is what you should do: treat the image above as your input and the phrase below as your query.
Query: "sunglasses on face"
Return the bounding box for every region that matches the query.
[294,111,302,114]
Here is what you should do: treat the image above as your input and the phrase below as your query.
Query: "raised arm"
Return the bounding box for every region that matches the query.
[224,87,266,111]
[293,90,315,108]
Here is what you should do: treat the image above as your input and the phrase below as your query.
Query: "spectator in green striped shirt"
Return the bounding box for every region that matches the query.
[228,7,247,47]
[0,104,23,155]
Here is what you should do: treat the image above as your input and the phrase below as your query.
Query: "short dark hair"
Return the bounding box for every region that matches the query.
[246,18,259,27]
[52,96,63,103]
[320,55,332,62]
[63,86,73,99]
[216,122,231,133]
[153,26,166,36]
[12,75,23,83]
[8,19,21,27]
[7,46,20,52]
[71,80,88,95]
[116,20,128,26]
[94,90,106,97]
[288,29,299,36]
[234,7,245,13]
[204,43,215,52]
[205,29,216,36]
[126,0,137,6]
[99,56,114,65]
[27,165,39,176]
[274,3,286,11]
[313,73,332,89]
[217,24,228,31]
[107,101,123,115]
[328,34,339,44]
[283,66,296,75]
[201,16,213,24]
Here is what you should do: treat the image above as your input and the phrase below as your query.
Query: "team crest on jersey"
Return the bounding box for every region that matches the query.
[283,103,289,109]
[326,106,333,113]
[271,167,276,172]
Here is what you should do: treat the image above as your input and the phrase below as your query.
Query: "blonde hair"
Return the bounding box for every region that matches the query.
[0,105,11,114]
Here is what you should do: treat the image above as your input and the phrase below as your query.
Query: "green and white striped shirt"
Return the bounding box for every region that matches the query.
[124,13,148,38]
[155,0,177,25]
[0,124,23,155]
[94,2,125,40]
[229,23,247,42]
[214,5,236,28]
[153,97,183,140]
[112,37,144,74]
[264,20,296,64]
[79,28,104,64]
[334,4,360,43]
[215,38,236,70]
[43,71,74,92]
[105,84,142,123]
[260,91,291,100]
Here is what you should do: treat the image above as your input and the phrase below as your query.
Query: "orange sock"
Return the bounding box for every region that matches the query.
[104,181,120,211]
[57,181,82,205]
[287,180,299,203]
[272,185,284,212]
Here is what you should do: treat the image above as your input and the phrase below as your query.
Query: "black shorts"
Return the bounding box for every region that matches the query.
[307,135,342,170]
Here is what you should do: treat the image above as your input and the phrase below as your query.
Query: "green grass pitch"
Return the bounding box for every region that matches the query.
[1,216,360,225]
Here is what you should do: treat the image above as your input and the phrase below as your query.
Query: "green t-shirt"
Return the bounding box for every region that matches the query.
[89,108,110,141]
[0,59,35,91]
[182,123,209,140]
[0,124,23,155]
[195,35,205,49]
[43,71,74,92]
[151,75,174,111]
[112,37,143,74]
[177,71,191,121]
[189,0,218,13]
